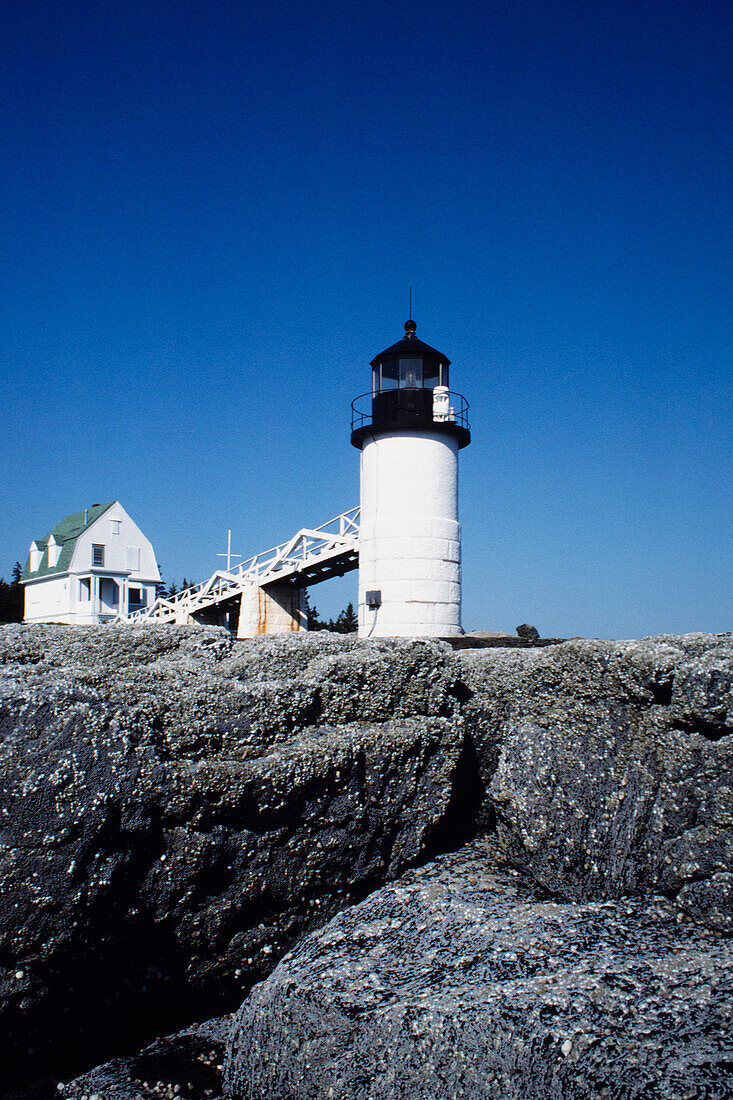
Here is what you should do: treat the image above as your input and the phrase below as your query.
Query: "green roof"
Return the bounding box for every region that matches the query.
[22,503,115,582]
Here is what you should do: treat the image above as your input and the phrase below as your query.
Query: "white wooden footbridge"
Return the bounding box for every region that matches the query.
[123,507,360,636]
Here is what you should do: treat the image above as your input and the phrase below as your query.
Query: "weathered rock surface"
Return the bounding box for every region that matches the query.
[58,1014,230,1100]
[457,633,733,926]
[0,625,470,1090]
[226,838,733,1099]
[2,626,732,1096]
[516,623,540,640]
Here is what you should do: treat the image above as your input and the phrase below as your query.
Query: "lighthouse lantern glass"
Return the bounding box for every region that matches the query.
[422,360,442,389]
[399,358,422,389]
[369,348,449,395]
[378,359,400,391]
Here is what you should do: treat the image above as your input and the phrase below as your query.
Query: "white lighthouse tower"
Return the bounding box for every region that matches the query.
[351,319,471,638]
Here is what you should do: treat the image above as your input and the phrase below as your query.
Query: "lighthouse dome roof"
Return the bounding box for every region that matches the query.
[369,320,451,367]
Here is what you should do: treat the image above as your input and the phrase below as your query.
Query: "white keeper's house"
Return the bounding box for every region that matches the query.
[22,501,161,624]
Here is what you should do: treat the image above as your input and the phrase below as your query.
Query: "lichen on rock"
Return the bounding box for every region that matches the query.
[225,839,733,1099]
[0,625,468,1091]
[2,625,731,1097]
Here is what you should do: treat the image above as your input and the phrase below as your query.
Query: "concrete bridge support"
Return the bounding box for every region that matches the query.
[237,583,306,638]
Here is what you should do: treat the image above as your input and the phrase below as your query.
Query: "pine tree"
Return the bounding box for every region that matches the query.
[303,590,326,630]
[334,601,358,633]
[0,579,10,622]
[155,566,167,599]
[303,590,357,632]
[0,562,24,622]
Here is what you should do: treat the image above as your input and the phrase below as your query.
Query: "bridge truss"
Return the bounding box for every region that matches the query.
[124,507,360,625]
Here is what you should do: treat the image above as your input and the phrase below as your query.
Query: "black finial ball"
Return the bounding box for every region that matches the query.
[404,319,417,335]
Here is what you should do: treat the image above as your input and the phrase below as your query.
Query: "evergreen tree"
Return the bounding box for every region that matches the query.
[155,570,196,602]
[0,562,24,622]
[309,603,323,629]
[155,566,167,599]
[302,590,358,632]
[334,601,358,633]
[0,563,23,624]
[0,579,10,622]
[303,589,326,630]
[10,562,23,621]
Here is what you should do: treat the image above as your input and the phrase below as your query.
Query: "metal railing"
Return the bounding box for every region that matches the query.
[351,389,470,435]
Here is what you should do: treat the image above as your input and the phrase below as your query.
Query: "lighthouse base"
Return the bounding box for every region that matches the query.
[358,513,462,637]
[237,583,306,638]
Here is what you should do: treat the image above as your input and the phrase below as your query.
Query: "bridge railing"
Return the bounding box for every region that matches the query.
[234,505,360,582]
[124,506,360,624]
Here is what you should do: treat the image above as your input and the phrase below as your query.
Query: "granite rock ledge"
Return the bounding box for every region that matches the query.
[225,839,733,1099]
[0,625,471,1091]
[1,625,731,1097]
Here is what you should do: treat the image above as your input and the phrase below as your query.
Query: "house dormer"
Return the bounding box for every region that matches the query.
[47,535,61,568]
[28,541,44,572]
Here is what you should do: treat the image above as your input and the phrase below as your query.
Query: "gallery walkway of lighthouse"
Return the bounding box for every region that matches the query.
[123,507,360,635]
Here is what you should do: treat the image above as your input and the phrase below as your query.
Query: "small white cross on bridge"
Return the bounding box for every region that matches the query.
[217,529,242,573]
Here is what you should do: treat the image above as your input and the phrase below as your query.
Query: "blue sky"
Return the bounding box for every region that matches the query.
[2,0,731,638]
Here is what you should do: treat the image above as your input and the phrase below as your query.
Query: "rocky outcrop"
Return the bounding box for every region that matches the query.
[457,633,733,926]
[224,631,733,1099]
[58,1015,230,1100]
[0,625,471,1091]
[515,623,539,640]
[2,625,731,1096]
[225,839,733,1099]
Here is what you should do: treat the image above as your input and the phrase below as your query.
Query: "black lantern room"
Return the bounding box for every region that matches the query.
[351,320,470,449]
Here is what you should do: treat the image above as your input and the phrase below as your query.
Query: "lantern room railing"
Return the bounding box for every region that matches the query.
[350,389,470,436]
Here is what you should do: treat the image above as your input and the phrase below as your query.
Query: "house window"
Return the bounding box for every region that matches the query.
[125,546,140,570]
[111,520,121,535]
[128,587,145,607]
[79,578,91,601]
[92,544,105,567]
